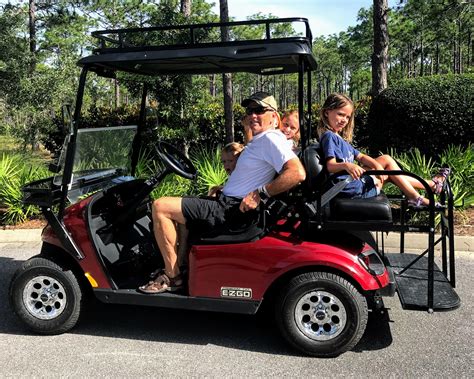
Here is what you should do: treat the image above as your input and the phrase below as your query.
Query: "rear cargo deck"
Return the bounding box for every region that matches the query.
[385,253,460,311]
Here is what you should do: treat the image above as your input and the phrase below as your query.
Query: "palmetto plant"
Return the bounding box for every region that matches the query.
[0,153,49,224]
[191,146,228,195]
[440,144,474,208]
[386,145,474,209]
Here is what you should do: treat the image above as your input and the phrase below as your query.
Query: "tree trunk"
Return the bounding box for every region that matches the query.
[180,0,191,17]
[467,30,471,68]
[371,0,388,96]
[458,19,462,73]
[209,74,216,96]
[453,41,457,73]
[436,42,440,74]
[220,0,234,143]
[28,0,36,74]
[114,79,120,109]
[420,34,424,76]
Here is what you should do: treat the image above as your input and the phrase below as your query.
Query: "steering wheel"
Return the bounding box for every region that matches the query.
[155,141,197,180]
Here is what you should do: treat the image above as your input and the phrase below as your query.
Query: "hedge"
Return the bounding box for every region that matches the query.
[358,74,474,159]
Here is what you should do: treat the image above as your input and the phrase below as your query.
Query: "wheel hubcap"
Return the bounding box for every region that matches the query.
[294,290,347,341]
[23,275,67,320]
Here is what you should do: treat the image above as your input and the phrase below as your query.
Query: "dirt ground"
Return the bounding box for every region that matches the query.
[2,207,474,236]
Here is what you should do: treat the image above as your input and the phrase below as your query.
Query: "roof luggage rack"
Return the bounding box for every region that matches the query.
[79,18,316,76]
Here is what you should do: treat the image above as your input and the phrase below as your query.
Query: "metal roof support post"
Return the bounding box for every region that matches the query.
[306,70,312,144]
[131,83,148,176]
[298,55,306,149]
[58,67,88,219]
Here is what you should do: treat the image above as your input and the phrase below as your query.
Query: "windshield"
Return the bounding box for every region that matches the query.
[54,125,137,203]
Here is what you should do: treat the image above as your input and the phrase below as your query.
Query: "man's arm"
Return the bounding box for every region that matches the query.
[239,158,306,212]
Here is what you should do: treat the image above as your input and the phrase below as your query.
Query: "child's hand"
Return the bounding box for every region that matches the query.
[376,174,388,184]
[345,162,365,180]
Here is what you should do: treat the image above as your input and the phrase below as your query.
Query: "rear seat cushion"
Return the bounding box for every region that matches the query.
[329,193,392,222]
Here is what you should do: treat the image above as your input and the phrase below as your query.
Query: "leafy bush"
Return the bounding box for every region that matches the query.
[360,74,474,158]
[383,145,474,209]
[440,144,474,208]
[0,153,49,224]
[191,146,228,195]
[149,145,228,199]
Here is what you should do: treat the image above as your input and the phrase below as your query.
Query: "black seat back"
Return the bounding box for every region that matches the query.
[302,142,327,192]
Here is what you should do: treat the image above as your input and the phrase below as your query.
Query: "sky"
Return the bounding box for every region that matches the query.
[212,0,397,37]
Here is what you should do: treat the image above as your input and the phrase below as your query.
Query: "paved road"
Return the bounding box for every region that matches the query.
[0,241,473,377]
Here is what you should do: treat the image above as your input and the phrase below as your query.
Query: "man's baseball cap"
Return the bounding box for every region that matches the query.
[241,92,278,111]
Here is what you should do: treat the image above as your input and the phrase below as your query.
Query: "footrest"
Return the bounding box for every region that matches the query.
[385,253,460,311]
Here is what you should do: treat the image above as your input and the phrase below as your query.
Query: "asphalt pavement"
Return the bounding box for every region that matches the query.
[0,235,473,377]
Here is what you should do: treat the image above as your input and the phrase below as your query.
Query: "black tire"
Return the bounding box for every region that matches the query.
[9,256,83,335]
[276,271,368,357]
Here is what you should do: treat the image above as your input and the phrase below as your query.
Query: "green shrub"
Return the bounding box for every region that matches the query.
[440,144,474,208]
[384,145,474,209]
[0,153,49,224]
[191,146,228,195]
[148,145,228,200]
[360,74,474,159]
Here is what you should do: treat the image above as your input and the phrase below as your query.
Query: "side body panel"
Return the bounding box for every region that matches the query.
[42,198,113,289]
[188,231,390,300]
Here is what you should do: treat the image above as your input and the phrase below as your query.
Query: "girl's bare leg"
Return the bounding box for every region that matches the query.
[375,155,435,192]
[374,155,428,204]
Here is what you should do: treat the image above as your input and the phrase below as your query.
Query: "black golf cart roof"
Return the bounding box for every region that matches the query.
[78,18,316,77]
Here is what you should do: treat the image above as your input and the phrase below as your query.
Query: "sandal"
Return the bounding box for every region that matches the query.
[149,268,161,280]
[432,167,451,194]
[408,196,426,208]
[407,196,442,209]
[138,271,183,294]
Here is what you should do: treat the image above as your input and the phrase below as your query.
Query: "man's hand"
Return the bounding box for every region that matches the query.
[239,190,260,212]
[238,157,305,213]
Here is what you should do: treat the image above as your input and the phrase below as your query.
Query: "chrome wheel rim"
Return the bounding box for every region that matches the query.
[294,290,347,341]
[23,275,67,320]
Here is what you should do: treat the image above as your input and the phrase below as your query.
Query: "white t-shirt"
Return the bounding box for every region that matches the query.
[222,129,297,198]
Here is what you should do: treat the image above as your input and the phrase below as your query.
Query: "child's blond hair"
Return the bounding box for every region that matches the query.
[222,142,244,155]
[317,93,355,142]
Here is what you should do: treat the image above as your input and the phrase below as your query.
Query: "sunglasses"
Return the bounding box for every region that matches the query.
[245,106,272,115]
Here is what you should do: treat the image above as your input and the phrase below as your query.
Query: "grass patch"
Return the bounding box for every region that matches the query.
[0,134,51,164]
[0,135,18,155]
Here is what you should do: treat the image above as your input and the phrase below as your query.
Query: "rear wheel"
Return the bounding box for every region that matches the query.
[276,271,368,357]
[9,256,83,334]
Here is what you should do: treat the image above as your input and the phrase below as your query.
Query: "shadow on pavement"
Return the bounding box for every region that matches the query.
[0,255,393,356]
[0,256,27,335]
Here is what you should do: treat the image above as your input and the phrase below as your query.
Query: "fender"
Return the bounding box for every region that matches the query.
[42,198,113,289]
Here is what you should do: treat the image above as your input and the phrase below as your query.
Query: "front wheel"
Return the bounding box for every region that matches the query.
[276,271,368,357]
[9,256,83,334]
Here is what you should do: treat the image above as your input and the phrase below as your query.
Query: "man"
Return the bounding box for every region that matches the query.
[139,92,306,294]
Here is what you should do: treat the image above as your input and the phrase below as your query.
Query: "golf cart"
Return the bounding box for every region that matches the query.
[9,18,460,357]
